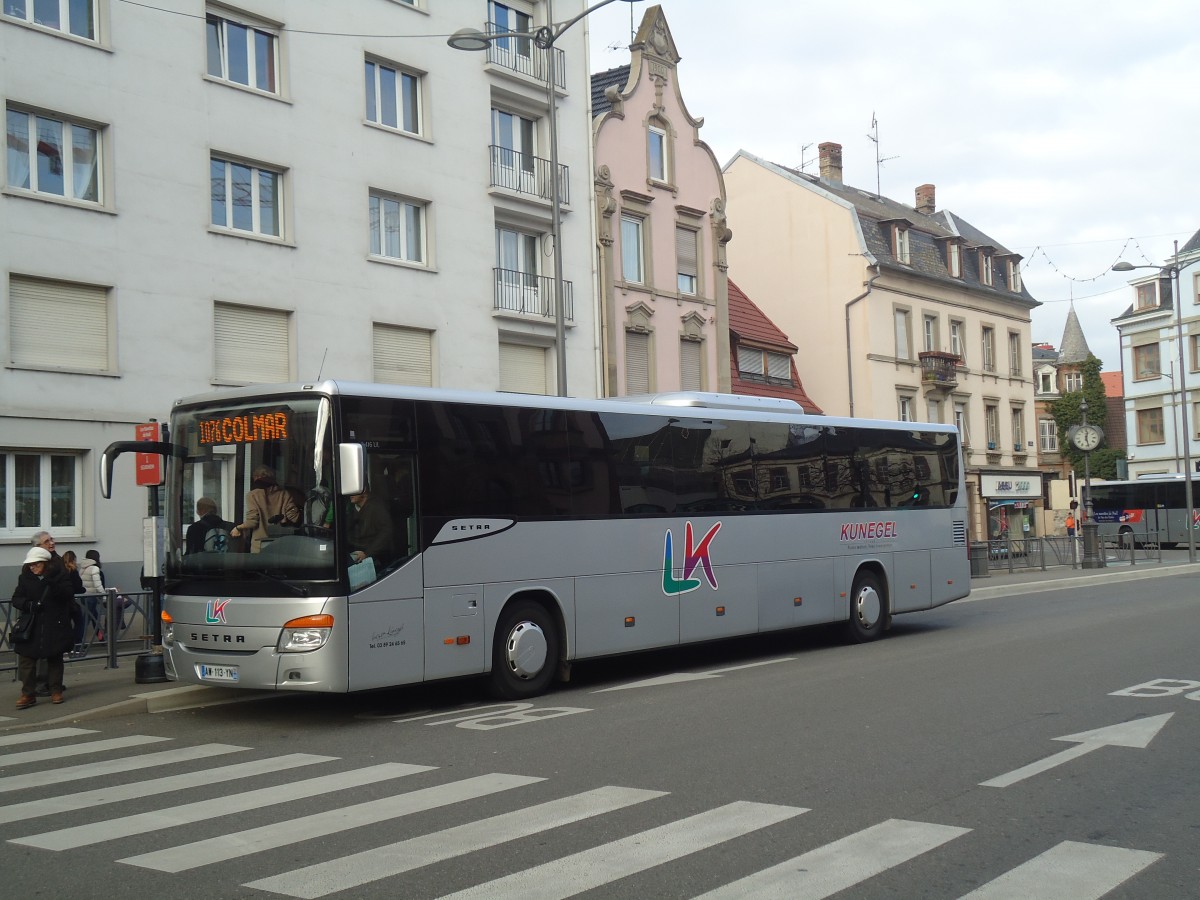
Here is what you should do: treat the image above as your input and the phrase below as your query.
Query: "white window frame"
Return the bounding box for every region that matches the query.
[1008,331,1022,376]
[365,58,422,135]
[1063,371,1083,392]
[894,225,911,265]
[620,214,644,284]
[0,450,85,539]
[205,6,281,95]
[1007,259,1022,292]
[1011,408,1025,450]
[676,225,698,295]
[369,190,427,265]
[210,155,284,238]
[1037,369,1053,394]
[2,0,97,40]
[981,326,995,372]
[1136,407,1164,445]
[897,394,915,422]
[985,404,1000,449]
[950,319,964,359]
[947,241,961,278]
[8,274,113,373]
[1132,343,1161,381]
[1039,418,1058,452]
[979,251,993,287]
[5,105,103,205]
[923,314,937,352]
[894,308,912,361]
[648,124,667,183]
[954,402,970,446]
[1135,282,1157,310]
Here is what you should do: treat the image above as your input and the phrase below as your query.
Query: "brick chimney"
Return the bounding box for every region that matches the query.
[915,183,936,215]
[818,142,842,184]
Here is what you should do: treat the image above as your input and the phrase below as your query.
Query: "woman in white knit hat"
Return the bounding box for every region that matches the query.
[10,546,78,709]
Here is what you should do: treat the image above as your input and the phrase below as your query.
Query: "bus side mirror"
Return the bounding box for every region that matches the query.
[339,443,365,495]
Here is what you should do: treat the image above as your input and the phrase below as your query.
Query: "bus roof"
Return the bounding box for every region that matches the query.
[171,381,959,435]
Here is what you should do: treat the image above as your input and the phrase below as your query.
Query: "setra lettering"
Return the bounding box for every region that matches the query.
[190,633,246,643]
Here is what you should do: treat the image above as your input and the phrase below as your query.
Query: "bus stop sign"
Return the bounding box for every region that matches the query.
[135,422,163,486]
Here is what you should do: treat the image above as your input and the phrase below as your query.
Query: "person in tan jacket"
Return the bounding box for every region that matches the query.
[230,466,300,552]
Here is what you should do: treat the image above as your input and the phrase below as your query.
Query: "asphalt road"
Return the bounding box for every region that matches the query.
[1,572,1197,899]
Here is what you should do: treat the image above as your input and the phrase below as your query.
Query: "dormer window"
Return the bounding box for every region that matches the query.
[1007,258,1021,292]
[1135,282,1157,310]
[948,241,961,278]
[894,225,910,264]
[979,249,994,287]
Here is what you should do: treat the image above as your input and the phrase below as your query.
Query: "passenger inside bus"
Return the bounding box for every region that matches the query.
[346,484,395,571]
[230,465,301,552]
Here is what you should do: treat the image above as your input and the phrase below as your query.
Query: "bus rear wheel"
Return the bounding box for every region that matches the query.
[845,570,886,644]
[489,600,560,700]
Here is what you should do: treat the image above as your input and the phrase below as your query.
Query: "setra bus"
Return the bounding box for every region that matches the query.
[102,382,970,698]
[1087,474,1200,547]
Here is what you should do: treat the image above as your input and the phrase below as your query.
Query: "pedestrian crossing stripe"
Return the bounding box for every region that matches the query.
[959,840,1163,899]
[0,734,169,767]
[0,743,250,796]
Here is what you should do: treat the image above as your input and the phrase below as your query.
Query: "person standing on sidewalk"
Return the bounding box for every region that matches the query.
[10,546,78,709]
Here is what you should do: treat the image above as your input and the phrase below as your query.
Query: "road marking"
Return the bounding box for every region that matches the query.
[0,727,95,748]
[120,773,543,872]
[0,752,331,825]
[594,658,795,693]
[958,840,1162,899]
[12,762,432,850]
[245,785,667,898]
[981,714,1173,788]
[0,734,170,767]
[695,818,969,899]
[438,800,806,900]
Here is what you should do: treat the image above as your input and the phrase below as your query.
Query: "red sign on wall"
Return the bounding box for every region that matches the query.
[135,422,163,486]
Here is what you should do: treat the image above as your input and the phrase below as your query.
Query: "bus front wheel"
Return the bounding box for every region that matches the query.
[489,600,560,699]
[845,570,886,644]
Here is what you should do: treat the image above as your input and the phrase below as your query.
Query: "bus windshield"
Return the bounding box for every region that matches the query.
[166,395,338,591]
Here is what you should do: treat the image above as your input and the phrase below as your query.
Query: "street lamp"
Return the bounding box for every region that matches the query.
[450,0,642,397]
[1114,239,1196,563]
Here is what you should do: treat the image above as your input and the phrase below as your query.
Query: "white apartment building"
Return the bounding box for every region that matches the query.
[1,0,598,584]
[1113,229,1200,477]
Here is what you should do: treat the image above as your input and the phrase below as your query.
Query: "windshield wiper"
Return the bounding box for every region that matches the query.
[250,570,309,597]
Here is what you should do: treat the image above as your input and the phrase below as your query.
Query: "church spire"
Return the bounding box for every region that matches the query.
[1057,302,1092,365]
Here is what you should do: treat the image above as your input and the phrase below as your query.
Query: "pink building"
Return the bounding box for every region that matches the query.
[591,6,731,396]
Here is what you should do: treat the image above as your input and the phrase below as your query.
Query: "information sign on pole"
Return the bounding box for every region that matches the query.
[135,421,163,486]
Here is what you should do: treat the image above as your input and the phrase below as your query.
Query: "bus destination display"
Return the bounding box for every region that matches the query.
[198,411,290,445]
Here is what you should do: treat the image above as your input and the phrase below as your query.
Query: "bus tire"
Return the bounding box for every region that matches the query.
[845,570,886,644]
[489,600,559,700]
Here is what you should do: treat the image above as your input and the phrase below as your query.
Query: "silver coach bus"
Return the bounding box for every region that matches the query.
[104,382,970,698]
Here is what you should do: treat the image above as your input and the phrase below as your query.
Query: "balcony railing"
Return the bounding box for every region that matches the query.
[489,146,569,205]
[919,350,961,388]
[484,23,567,90]
[493,268,574,321]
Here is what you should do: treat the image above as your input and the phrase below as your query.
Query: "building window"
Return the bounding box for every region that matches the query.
[490,108,538,194]
[620,215,644,284]
[499,341,548,395]
[488,2,532,60]
[1039,418,1058,452]
[1136,407,1165,445]
[6,106,102,203]
[979,250,993,287]
[894,225,911,265]
[205,8,279,95]
[676,225,698,295]
[1133,343,1161,380]
[0,451,83,538]
[625,329,651,393]
[981,326,995,372]
[897,395,915,422]
[373,323,432,386]
[894,308,912,361]
[954,402,970,447]
[1063,371,1083,392]
[1191,334,1200,373]
[365,59,421,135]
[927,397,942,424]
[1011,408,1024,450]
[923,314,938,352]
[213,302,290,383]
[1037,369,1054,394]
[947,241,961,278]
[984,404,1000,449]
[680,339,702,391]
[1008,332,1022,376]
[1135,282,1157,310]
[2,0,95,39]
[950,320,964,359]
[737,346,791,384]
[369,191,426,264]
[8,274,112,372]
[648,124,667,182]
[1007,258,1022,292]
[210,156,283,237]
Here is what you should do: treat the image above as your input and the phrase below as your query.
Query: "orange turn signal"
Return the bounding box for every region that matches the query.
[283,614,334,629]
[161,611,173,624]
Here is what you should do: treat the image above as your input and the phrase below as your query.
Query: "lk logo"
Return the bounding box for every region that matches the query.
[662,521,721,595]
[205,598,230,625]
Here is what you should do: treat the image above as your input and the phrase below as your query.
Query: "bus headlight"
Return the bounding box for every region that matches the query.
[277,614,333,653]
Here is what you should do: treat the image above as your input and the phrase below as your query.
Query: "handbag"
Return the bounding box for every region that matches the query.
[7,585,47,645]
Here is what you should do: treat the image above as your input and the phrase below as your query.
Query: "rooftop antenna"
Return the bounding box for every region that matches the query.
[866,112,898,198]
[797,143,813,173]
[315,347,328,382]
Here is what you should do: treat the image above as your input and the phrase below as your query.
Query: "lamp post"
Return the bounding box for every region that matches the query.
[450,0,641,397]
[1114,239,1196,563]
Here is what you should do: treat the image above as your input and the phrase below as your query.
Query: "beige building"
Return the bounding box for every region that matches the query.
[723,145,1042,541]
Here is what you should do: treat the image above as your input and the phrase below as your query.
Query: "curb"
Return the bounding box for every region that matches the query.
[965,561,1200,602]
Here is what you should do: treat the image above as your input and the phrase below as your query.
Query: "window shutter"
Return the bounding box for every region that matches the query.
[675,226,698,278]
[498,342,547,394]
[10,276,109,371]
[736,345,763,376]
[766,351,791,381]
[679,339,701,391]
[213,303,290,383]
[625,331,650,393]
[373,324,432,386]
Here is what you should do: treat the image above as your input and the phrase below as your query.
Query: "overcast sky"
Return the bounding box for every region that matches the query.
[585,0,1200,373]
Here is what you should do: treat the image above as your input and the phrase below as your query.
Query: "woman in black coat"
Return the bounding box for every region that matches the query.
[11,546,78,709]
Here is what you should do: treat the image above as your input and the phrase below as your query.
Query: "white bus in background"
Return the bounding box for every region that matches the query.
[103,383,970,699]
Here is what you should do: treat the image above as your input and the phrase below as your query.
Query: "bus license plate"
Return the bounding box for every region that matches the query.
[199,664,239,683]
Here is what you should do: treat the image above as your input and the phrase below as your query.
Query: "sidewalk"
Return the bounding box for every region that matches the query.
[3,553,1197,729]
